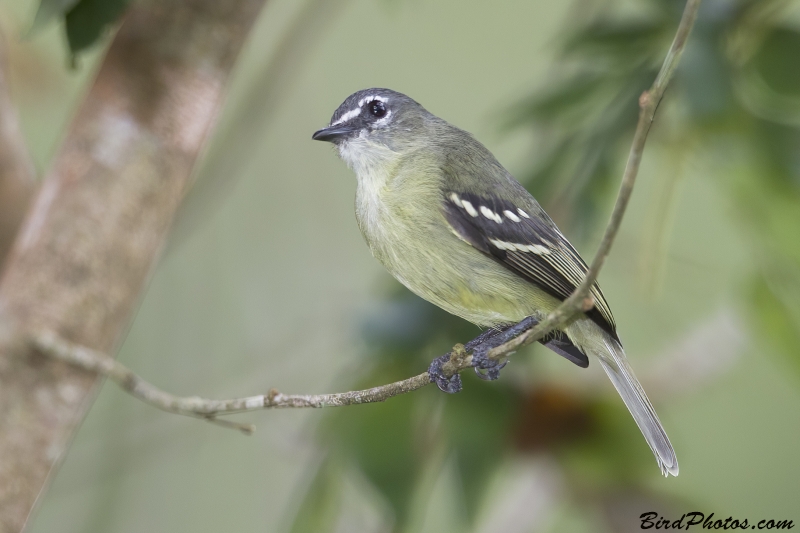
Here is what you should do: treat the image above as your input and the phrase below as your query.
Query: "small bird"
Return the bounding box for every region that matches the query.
[312,88,678,476]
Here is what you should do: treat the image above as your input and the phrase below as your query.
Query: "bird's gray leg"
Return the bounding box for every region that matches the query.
[470,316,537,381]
[428,317,538,393]
[463,327,506,351]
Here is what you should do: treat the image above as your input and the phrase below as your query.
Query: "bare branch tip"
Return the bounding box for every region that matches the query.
[266,388,281,405]
[451,343,467,361]
[441,343,470,375]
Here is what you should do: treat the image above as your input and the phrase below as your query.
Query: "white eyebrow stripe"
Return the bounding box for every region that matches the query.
[332,95,391,126]
[357,94,388,107]
[331,107,362,126]
[461,200,479,217]
[517,208,531,219]
[503,210,521,222]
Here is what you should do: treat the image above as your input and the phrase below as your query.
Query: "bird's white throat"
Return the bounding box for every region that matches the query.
[337,135,402,246]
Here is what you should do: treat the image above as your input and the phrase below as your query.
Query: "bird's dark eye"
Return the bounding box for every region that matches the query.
[368,100,387,118]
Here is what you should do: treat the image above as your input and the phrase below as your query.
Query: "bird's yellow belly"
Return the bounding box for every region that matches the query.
[362,208,558,327]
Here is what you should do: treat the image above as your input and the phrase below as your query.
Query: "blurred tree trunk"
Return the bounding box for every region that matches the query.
[0,1,267,531]
[0,25,37,268]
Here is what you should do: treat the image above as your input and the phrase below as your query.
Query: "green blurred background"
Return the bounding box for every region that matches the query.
[1,0,799,531]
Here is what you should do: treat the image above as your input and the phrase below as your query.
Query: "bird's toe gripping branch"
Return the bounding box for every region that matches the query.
[470,316,536,380]
[428,316,538,392]
[470,346,508,381]
[427,352,463,394]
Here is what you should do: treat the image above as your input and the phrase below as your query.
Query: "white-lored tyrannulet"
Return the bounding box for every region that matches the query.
[312,88,678,477]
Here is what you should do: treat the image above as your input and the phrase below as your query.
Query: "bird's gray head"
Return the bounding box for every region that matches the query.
[312,88,425,148]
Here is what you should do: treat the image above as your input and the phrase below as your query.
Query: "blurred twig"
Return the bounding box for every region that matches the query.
[0,24,37,268]
[30,0,701,431]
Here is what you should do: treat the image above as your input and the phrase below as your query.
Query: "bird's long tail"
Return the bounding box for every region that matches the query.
[590,335,679,477]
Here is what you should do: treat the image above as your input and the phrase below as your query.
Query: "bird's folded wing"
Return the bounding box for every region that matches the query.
[442,190,618,341]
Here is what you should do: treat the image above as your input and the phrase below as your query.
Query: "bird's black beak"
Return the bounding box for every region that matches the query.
[312,124,357,143]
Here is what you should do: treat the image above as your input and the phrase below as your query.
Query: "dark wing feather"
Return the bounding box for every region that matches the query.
[540,330,590,368]
[442,191,618,343]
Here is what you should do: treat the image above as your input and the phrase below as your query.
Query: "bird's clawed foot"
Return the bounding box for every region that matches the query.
[470,344,508,381]
[428,352,463,394]
[428,316,538,392]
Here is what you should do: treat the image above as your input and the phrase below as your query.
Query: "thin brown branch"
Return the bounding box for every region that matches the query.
[27,0,701,437]
[0,25,38,267]
[31,331,258,434]
[31,329,436,425]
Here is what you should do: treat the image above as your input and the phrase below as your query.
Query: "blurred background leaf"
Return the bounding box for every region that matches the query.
[63,0,129,55]
[30,0,130,56]
[29,0,80,32]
